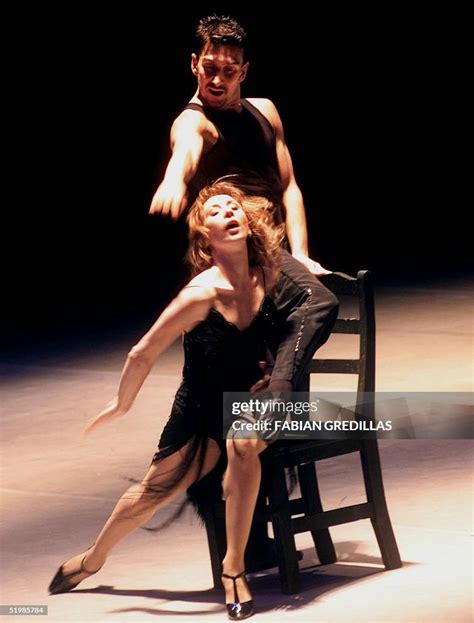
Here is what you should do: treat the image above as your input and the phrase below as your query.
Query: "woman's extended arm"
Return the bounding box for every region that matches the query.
[84,286,213,433]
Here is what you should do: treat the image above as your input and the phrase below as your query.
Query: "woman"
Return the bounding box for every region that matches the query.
[48,180,283,620]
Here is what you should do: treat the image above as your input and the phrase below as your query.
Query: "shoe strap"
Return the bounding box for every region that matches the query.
[222,570,247,604]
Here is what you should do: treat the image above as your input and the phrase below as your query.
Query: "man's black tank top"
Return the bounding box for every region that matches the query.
[183,99,284,223]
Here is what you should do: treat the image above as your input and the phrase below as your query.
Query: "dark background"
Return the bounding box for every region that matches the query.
[4,6,468,353]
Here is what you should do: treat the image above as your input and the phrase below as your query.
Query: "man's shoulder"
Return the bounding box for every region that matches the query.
[245,98,279,124]
[173,106,207,128]
[246,98,277,113]
[171,106,218,142]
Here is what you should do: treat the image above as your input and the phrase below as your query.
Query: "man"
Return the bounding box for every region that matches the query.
[150,15,338,393]
[149,15,338,575]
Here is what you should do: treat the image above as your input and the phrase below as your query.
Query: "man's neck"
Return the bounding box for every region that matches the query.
[191,91,243,112]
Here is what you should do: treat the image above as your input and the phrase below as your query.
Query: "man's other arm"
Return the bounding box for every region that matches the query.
[251,98,331,275]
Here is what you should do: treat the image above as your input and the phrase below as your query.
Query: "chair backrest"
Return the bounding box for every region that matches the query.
[298,270,375,417]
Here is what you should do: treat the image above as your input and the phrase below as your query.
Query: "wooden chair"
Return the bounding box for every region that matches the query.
[204,270,402,593]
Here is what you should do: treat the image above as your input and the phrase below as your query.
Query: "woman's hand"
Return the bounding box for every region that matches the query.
[84,398,126,434]
[250,350,275,393]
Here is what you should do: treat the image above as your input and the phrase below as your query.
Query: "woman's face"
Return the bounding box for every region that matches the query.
[202,194,250,246]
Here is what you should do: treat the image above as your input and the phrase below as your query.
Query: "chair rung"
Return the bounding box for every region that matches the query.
[288,498,306,514]
[308,359,360,374]
[291,502,373,533]
[333,318,360,334]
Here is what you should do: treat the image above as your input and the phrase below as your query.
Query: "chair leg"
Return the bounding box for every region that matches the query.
[203,503,226,589]
[245,488,278,572]
[298,462,337,564]
[360,441,402,570]
[269,465,301,594]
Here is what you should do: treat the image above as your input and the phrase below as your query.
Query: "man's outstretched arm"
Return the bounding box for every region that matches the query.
[149,111,207,220]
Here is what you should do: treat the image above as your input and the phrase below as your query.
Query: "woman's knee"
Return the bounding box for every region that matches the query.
[325,288,339,315]
[227,437,261,461]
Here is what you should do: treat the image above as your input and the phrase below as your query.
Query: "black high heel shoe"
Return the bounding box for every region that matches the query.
[221,570,254,620]
[48,549,102,595]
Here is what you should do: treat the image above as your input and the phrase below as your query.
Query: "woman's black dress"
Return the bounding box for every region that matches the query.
[148,278,278,519]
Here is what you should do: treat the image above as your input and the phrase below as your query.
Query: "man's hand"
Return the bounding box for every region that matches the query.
[84,398,126,434]
[149,179,188,220]
[292,253,332,276]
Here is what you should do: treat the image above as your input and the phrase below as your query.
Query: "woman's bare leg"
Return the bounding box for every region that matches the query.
[221,437,267,603]
[59,438,221,583]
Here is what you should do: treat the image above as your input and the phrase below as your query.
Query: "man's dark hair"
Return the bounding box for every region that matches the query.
[195,15,247,58]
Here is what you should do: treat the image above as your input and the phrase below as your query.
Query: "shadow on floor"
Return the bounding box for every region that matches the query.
[63,542,413,617]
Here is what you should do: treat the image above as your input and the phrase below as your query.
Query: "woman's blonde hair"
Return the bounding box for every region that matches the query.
[186,179,284,275]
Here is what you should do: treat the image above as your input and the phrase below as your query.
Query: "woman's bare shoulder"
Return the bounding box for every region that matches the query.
[181,268,220,301]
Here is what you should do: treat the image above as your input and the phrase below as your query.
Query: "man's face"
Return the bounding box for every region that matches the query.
[191,43,248,108]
